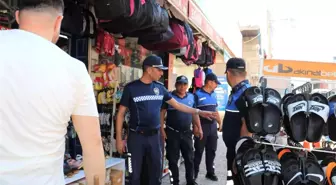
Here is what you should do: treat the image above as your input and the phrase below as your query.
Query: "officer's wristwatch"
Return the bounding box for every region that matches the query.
[195,109,201,114]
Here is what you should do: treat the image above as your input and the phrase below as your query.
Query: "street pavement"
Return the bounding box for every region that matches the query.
[162,132,234,185]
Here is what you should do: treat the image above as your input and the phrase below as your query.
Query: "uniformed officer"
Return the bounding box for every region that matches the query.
[115,55,216,185]
[221,58,252,184]
[193,73,222,181]
[160,75,203,185]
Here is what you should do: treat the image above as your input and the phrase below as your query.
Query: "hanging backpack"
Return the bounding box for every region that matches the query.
[169,47,187,56]
[193,42,207,66]
[178,36,200,66]
[94,0,137,20]
[137,25,174,45]
[97,0,169,37]
[97,0,145,34]
[122,2,169,38]
[203,44,215,66]
[139,16,189,51]
[62,0,97,37]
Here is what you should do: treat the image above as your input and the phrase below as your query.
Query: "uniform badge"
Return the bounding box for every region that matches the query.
[153,87,160,95]
[188,100,192,105]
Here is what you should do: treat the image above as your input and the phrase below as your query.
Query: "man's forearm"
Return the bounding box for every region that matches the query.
[216,111,221,125]
[176,102,198,114]
[160,110,166,130]
[192,114,201,129]
[83,146,106,185]
[116,114,124,140]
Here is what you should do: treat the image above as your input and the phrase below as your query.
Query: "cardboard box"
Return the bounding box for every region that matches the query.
[110,169,123,185]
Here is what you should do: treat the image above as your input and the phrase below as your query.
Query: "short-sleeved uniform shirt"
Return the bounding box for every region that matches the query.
[120,80,172,131]
[162,91,195,131]
[194,88,218,124]
[222,80,251,145]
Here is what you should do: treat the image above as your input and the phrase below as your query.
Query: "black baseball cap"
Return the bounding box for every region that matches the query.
[205,73,221,85]
[225,58,246,73]
[176,75,188,84]
[142,55,168,70]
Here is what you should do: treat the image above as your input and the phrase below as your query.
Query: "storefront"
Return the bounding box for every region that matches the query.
[1,0,238,184]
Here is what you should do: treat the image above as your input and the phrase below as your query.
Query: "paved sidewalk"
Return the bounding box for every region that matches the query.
[162,132,234,185]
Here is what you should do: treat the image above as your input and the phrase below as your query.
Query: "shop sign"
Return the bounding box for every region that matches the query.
[215,77,229,111]
[188,0,203,29]
[263,59,336,80]
[168,0,188,16]
[188,0,223,48]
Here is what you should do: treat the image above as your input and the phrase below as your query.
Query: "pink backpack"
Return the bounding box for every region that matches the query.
[194,68,204,88]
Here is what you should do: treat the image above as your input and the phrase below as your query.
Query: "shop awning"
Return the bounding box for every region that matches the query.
[166,0,235,57]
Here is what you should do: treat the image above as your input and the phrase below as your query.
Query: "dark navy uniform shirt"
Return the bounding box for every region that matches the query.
[162,91,195,131]
[222,80,250,144]
[120,80,172,131]
[194,88,218,124]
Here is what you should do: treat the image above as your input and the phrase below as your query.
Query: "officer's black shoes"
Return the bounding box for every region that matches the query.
[194,172,198,179]
[205,173,218,181]
[187,181,198,185]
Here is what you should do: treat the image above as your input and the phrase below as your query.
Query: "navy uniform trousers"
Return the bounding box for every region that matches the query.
[165,127,194,185]
[128,130,162,185]
[194,123,218,176]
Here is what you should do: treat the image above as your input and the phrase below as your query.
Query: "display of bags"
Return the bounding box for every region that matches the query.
[140,17,189,51]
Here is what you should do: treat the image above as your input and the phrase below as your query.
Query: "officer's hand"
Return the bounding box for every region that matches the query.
[198,128,204,140]
[193,126,203,140]
[218,123,222,132]
[160,128,167,141]
[116,138,125,154]
[199,110,216,120]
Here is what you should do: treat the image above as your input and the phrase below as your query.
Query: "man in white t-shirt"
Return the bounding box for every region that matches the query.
[0,0,105,185]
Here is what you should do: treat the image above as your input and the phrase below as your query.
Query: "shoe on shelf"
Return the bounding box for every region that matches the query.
[205,173,218,181]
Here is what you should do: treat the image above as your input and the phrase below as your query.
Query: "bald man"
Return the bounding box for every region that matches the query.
[0,1,105,185]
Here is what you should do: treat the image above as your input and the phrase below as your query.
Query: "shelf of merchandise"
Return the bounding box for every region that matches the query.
[65,157,125,185]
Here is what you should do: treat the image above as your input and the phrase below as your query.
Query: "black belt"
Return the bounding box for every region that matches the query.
[129,128,159,136]
[166,125,191,133]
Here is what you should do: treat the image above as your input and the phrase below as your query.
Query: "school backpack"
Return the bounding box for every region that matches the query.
[96,0,169,37]
[137,25,174,45]
[177,36,200,66]
[194,67,205,88]
[140,16,189,51]
[122,1,169,38]
[94,0,137,21]
[193,42,207,66]
[203,44,216,66]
